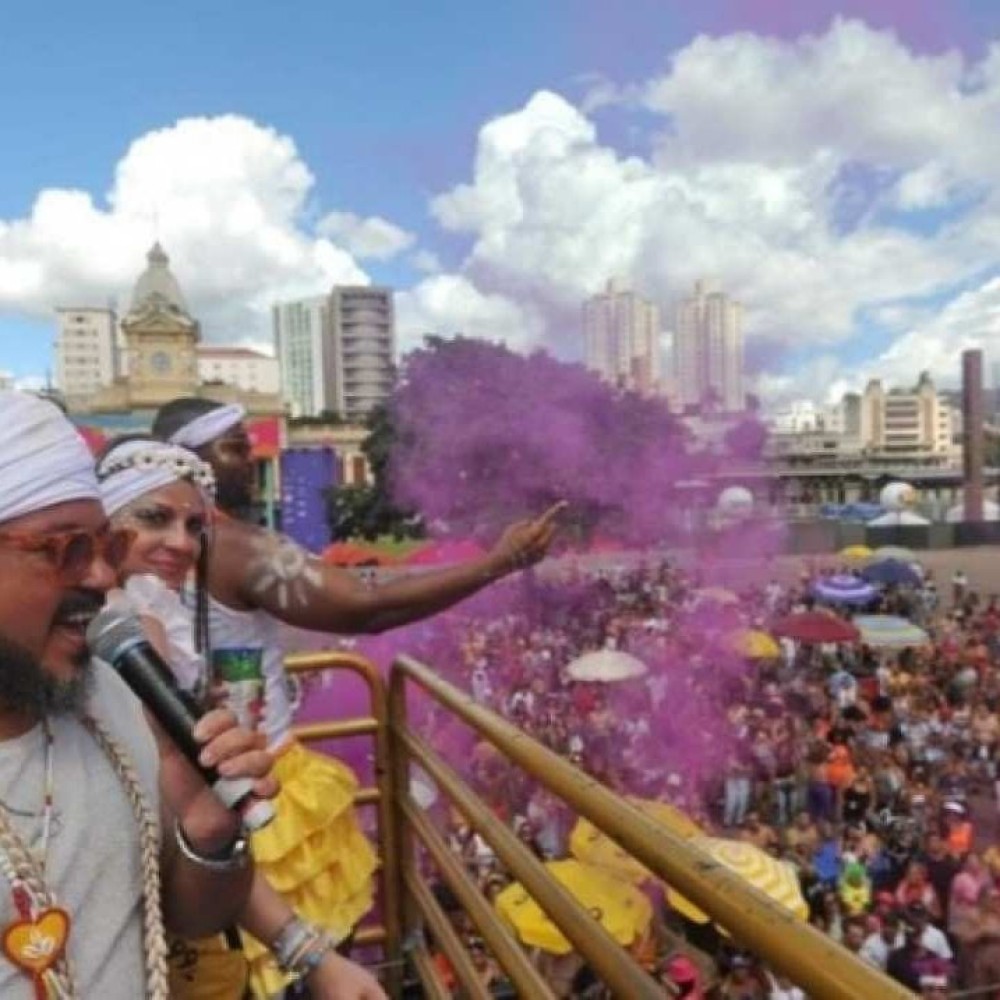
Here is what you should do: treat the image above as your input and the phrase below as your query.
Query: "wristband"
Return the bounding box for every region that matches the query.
[174,819,250,872]
[272,916,348,979]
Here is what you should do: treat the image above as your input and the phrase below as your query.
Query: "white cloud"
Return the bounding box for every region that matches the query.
[416,21,1000,390]
[411,249,442,274]
[873,277,1000,388]
[0,115,369,349]
[315,211,415,260]
[395,275,544,355]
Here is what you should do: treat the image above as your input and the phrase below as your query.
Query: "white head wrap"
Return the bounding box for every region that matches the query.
[97,440,216,517]
[0,392,101,525]
[167,403,246,450]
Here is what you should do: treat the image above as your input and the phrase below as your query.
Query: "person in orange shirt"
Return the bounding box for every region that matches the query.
[943,801,975,859]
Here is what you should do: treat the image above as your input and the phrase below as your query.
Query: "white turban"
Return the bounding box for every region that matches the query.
[98,440,216,517]
[0,392,101,525]
[167,403,246,450]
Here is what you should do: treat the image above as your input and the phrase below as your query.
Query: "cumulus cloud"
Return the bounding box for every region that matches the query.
[315,211,415,260]
[417,20,1000,390]
[395,275,545,355]
[872,277,1000,388]
[0,115,369,348]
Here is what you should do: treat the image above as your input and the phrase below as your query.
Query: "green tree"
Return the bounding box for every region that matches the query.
[324,404,424,541]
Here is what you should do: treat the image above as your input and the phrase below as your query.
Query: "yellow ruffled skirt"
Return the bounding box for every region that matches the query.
[242,740,379,997]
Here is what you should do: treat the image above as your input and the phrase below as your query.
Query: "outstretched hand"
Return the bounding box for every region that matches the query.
[488,501,567,577]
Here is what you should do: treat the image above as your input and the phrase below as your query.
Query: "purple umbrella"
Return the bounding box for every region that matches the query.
[812,574,877,606]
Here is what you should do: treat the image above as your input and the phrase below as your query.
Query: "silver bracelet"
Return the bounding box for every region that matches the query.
[173,819,250,872]
[272,916,346,979]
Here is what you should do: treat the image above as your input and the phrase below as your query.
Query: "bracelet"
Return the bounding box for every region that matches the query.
[174,819,250,872]
[272,916,347,979]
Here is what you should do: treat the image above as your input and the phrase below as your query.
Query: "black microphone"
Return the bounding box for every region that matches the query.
[87,607,274,832]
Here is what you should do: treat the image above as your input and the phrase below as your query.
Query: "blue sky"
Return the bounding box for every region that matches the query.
[2,1,1000,399]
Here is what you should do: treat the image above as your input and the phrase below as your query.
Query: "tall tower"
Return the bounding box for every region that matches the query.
[963,349,985,522]
[674,280,745,412]
[119,243,200,407]
[582,278,661,394]
[273,296,330,417]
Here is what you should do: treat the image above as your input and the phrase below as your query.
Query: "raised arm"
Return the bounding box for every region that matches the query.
[212,502,566,633]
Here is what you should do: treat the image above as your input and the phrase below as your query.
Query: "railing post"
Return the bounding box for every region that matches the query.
[387,666,419,998]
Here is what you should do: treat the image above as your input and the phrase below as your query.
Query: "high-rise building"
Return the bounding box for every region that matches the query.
[54,307,118,401]
[674,280,745,412]
[328,286,395,421]
[273,286,395,421]
[273,296,330,417]
[582,278,661,395]
[859,372,953,457]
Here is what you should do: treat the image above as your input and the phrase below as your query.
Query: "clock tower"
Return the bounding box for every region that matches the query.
[119,243,200,407]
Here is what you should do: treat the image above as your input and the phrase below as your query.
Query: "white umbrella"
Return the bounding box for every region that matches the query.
[566,650,648,683]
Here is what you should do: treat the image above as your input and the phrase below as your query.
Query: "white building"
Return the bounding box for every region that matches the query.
[197,346,280,396]
[769,400,821,434]
[583,278,661,395]
[674,280,745,412]
[54,307,118,400]
[273,296,330,417]
[860,372,954,458]
[273,287,395,421]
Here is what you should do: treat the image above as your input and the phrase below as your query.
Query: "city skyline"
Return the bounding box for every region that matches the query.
[2,3,1000,409]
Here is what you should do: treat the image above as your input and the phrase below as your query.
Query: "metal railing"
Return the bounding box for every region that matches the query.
[286,649,914,998]
[285,651,402,991]
[389,653,915,1000]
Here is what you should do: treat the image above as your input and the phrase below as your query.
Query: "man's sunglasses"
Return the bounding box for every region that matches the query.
[0,526,135,583]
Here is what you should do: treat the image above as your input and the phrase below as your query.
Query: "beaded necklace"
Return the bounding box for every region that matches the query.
[0,715,169,999]
[0,719,69,999]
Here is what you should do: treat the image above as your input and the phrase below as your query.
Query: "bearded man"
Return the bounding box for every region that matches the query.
[0,392,276,998]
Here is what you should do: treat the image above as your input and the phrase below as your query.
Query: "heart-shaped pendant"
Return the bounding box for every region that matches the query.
[2,908,70,976]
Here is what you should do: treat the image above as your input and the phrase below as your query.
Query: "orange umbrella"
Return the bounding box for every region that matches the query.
[321,541,390,567]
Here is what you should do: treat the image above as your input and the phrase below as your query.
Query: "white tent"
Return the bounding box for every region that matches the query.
[946,500,1000,523]
[867,510,930,527]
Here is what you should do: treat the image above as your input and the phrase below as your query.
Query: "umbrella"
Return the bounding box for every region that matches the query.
[494,859,652,955]
[666,837,808,925]
[404,538,487,566]
[839,544,873,564]
[869,545,917,564]
[565,650,648,683]
[854,615,929,649]
[694,587,739,606]
[321,541,389,567]
[811,574,877,606]
[771,611,860,644]
[570,799,702,883]
[861,559,922,588]
[728,630,780,660]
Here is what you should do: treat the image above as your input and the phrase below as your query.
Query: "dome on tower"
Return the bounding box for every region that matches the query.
[129,242,190,316]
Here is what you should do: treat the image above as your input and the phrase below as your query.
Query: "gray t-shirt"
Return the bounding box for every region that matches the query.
[0,661,159,998]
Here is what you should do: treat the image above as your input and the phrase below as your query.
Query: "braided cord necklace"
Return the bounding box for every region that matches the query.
[0,715,169,999]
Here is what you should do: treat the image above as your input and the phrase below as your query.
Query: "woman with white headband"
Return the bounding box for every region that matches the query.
[97,437,385,1000]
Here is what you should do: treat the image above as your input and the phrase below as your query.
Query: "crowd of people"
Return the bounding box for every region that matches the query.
[392,552,1000,998]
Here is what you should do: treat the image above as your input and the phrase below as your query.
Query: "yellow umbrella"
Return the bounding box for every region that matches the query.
[839,544,873,564]
[570,798,701,883]
[494,859,653,956]
[666,837,808,925]
[728,629,780,660]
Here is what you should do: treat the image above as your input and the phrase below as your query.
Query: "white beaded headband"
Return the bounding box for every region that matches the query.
[98,443,217,516]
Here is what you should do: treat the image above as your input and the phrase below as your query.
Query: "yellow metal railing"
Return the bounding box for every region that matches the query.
[389,653,915,1000]
[285,652,401,976]
[286,650,914,998]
